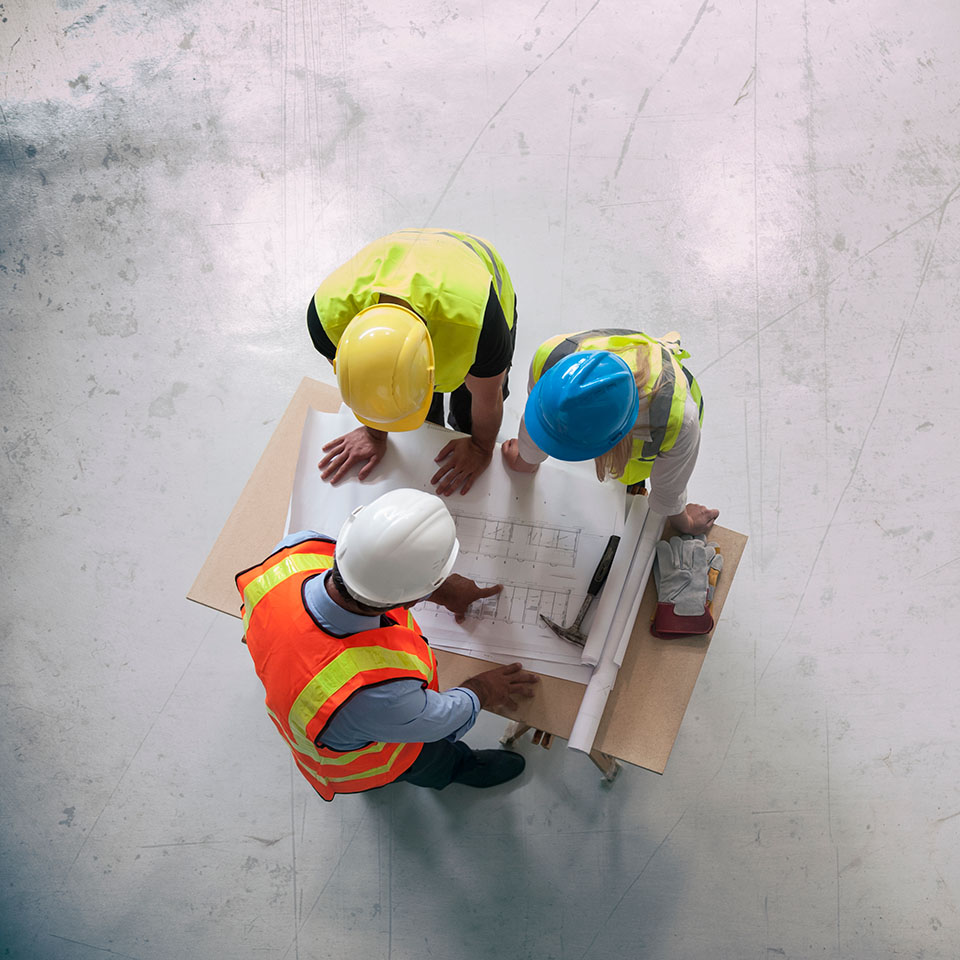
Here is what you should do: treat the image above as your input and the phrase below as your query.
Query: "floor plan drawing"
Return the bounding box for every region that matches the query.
[424,580,574,626]
[287,407,625,682]
[450,512,581,568]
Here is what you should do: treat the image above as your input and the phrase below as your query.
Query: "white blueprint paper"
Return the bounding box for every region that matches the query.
[286,407,626,683]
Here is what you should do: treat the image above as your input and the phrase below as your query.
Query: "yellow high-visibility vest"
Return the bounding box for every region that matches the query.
[313,229,515,393]
[531,329,704,485]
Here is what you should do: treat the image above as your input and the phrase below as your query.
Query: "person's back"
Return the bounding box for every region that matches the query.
[306,230,519,497]
[237,489,539,800]
[502,329,719,535]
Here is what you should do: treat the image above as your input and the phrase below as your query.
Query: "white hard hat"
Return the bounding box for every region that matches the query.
[335,488,460,607]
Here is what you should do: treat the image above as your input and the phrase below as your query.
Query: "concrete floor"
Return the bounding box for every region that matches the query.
[2,0,958,957]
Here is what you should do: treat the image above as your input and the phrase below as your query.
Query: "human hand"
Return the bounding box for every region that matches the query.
[500,438,540,474]
[431,436,493,496]
[460,662,540,712]
[427,574,502,623]
[318,426,387,484]
[670,503,719,536]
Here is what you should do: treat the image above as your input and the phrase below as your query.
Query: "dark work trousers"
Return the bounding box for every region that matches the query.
[425,304,517,434]
[395,738,476,790]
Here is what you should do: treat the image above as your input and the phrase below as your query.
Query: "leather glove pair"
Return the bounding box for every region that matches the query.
[652,535,723,638]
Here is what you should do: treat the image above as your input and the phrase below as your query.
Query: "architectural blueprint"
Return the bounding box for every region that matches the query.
[451,514,581,567]
[286,406,626,682]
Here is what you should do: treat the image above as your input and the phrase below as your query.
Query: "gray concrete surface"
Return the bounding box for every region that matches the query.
[2,1,958,957]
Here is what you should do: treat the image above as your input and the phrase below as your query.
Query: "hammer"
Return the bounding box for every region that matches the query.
[540,534,620,646]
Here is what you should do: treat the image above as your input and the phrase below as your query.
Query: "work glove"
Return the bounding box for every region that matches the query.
[651,535,723,638]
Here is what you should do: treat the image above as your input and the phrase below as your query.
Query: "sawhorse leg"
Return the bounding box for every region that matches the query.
[499,721,553,749]
[499,720,532,746]
[501,723,617,779]
[588,748,621,783]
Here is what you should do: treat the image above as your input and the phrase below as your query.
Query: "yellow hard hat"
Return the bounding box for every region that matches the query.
[334,303,435,432]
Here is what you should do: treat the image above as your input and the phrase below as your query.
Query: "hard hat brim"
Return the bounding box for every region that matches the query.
[352,386,433,432]
[524,392,619,460]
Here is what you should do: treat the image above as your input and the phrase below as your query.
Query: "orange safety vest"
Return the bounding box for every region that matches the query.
[236,538,440,801]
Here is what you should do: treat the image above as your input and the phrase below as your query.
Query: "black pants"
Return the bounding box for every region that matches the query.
[394,738,476,790]
[425,384,475,433]
[424,311,517,434]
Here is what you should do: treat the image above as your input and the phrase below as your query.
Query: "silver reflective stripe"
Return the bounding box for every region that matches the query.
[437,230,503,299]
[641,346,678,461]
[463,233,504,300]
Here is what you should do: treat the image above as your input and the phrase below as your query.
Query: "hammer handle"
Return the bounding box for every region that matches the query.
[586,535,620,597]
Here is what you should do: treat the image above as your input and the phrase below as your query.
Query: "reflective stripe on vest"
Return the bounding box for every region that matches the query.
[313,229,514,392]
[241,553,334,633]
[531,329,704,484]
[287,645,432,741]
[269,707,412,779]
[236,539,438,800]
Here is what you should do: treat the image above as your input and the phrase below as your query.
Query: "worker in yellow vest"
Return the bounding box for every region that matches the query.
[502,330,719,535]
[307,229,517,496]
[237,488,539,800]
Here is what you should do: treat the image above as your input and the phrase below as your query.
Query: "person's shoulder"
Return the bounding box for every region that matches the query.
[273,530,334,550]
[362,679,428,720]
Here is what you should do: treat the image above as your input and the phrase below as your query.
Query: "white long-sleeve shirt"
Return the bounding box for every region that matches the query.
[516,391,702,517]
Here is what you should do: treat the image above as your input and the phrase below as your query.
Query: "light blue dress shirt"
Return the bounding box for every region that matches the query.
[273,531,480,751]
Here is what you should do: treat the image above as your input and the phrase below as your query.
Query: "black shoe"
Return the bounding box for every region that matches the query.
[452,749,525,788]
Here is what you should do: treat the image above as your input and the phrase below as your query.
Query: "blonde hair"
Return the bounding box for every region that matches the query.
[593,345,661,481]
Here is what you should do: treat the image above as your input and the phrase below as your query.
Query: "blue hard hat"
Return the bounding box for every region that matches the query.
[525,351,640,461]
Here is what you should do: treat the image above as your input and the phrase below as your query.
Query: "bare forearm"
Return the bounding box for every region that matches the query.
[469,391,503,451]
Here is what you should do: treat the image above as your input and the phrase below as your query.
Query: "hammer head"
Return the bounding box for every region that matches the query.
[540,613,587,647]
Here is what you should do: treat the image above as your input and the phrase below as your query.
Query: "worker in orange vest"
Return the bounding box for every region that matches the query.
[236,488,539,800]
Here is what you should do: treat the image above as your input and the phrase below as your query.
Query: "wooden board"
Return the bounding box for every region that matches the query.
[188,377,747,773]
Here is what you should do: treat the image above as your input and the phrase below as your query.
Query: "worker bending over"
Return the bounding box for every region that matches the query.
[502,330,718,536]
[237,489,538,800]
[308,228,517,496]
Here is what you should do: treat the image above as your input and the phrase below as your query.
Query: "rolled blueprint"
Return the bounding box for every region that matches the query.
[580,494,649,666]
[568,506,664,755]
[568,655,620,755]
[612,512,666,667]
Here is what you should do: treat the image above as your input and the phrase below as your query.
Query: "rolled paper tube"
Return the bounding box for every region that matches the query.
[569,512,664,755]
[580,494,649,666]
[613,513,666,667]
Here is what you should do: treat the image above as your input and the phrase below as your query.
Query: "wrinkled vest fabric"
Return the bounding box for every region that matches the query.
[531,329,704,485]
[313,229,516,392]
[236,538,439,801]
